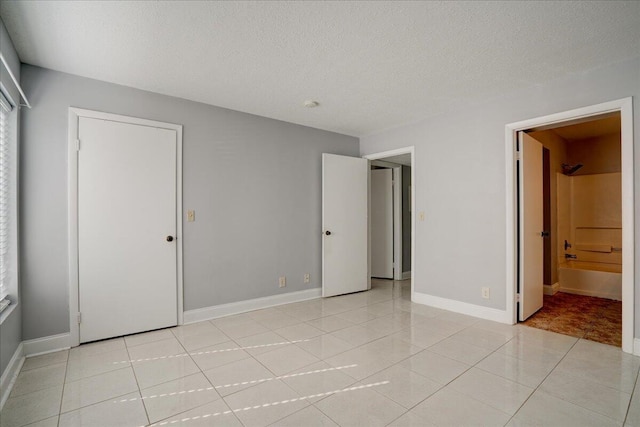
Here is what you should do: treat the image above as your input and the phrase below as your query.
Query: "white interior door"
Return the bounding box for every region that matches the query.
[519,132,544,321]
[78,117,178,343]
[371,168,394,278]
[322,153,368,297]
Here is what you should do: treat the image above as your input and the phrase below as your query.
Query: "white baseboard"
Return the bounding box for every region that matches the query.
[402,271,412,280]
[412,291,511,324]
[0,342,24,411]
[184,288,322,324]
[543,283,560,296]
[22,333,71,357]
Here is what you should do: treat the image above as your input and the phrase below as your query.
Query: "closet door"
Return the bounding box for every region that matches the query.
[78,116,178,343]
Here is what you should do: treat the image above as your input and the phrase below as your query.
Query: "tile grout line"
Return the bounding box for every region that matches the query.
[124,337,152,427]
[622,356,640,426]
[376,323,518,425]
[503,336,585,426]
[56,351,70,427]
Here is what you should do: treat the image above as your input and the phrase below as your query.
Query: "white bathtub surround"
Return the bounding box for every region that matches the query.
[558,263,622,301]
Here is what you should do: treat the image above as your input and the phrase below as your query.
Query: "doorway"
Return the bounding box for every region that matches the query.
[364,148,415,297]
[68,108,184,346]
[506,98,634,353]
[321,147,415,299]
[370,158,412,282]
[522,115,623,346]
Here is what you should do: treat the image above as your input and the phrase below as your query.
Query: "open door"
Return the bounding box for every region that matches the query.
[322,153,368,297]
[519,132,544,321]
[371,168,394,278]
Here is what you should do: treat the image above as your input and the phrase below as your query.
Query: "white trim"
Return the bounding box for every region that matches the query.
[363,147,415,299]
[0,342,23,411]
[543,282,560,296]
[505,97,634,353]
[0,302,16,326]
[0,53,30,109]
[393,167,402,280]
[67,108,184,347]
[184,288,322,324]
[402,271,412,280]
[634,338,640,356]
[22,333,71,357]
[412,291,511,324]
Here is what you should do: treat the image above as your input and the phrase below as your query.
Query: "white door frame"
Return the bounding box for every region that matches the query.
[392,167,402,280]
[505,98,634,353]
[363,147,415,296]
[67,108,184,347]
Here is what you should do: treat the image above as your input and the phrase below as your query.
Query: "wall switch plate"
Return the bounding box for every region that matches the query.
[279,276,286,288]
[419,211,425,221]
[482,287,490,299]
[304,273,310,284]
[187,210,195,222]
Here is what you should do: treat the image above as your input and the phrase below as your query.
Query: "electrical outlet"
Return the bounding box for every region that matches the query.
[187,210,195,222]
[304,273,310,284]
[279,276,286,288]
[482,287,490,299]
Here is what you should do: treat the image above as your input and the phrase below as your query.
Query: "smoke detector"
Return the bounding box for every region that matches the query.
[303,100,319,108]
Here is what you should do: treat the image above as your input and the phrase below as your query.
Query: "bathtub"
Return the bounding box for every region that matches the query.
[558,261,622,301]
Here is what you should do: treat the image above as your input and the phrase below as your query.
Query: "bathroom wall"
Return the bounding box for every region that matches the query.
[557,174,572,269]
[558,172,622,268]
[528,130,568,285]
[567,133,621,175]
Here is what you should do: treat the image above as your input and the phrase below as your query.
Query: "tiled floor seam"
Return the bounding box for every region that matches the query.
[124,337,153,426]
[62,363,132,385]
[536,338,636,423]
[55,357,68,426]
[377,334,516,424]
[142,368,236,427]
[622,363,640,426]
[502,336,587,425]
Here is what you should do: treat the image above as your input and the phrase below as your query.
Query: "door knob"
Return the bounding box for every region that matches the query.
[166,236,174,242]
[540,231,549,237]
[325,230,332,236]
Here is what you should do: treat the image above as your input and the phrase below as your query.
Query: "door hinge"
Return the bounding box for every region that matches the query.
[76,139,81,151]
[77,312,82,324]
[516,294,520,302]
[515,150,521,161]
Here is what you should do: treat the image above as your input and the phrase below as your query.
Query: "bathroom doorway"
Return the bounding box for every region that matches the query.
[505,98,634,353]
[522,114,623,346]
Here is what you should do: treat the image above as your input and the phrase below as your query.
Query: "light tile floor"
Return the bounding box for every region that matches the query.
[2,279,640,427]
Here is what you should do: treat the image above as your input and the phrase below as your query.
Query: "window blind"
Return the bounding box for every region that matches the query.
[0,91,12,305]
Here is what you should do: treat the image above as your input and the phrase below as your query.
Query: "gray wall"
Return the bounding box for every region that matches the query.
[0,17,22,378]
[402,165,411,273]
[20,65,358,340]
[360,57,640,334]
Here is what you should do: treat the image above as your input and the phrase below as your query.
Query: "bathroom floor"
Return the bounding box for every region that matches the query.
[523,292,622,347]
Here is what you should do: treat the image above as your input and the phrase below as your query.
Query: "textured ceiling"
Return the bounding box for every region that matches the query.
[1,1,639,136]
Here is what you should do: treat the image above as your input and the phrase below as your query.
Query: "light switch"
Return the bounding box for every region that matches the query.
[419,211,425,221]
[187,210,195,222]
